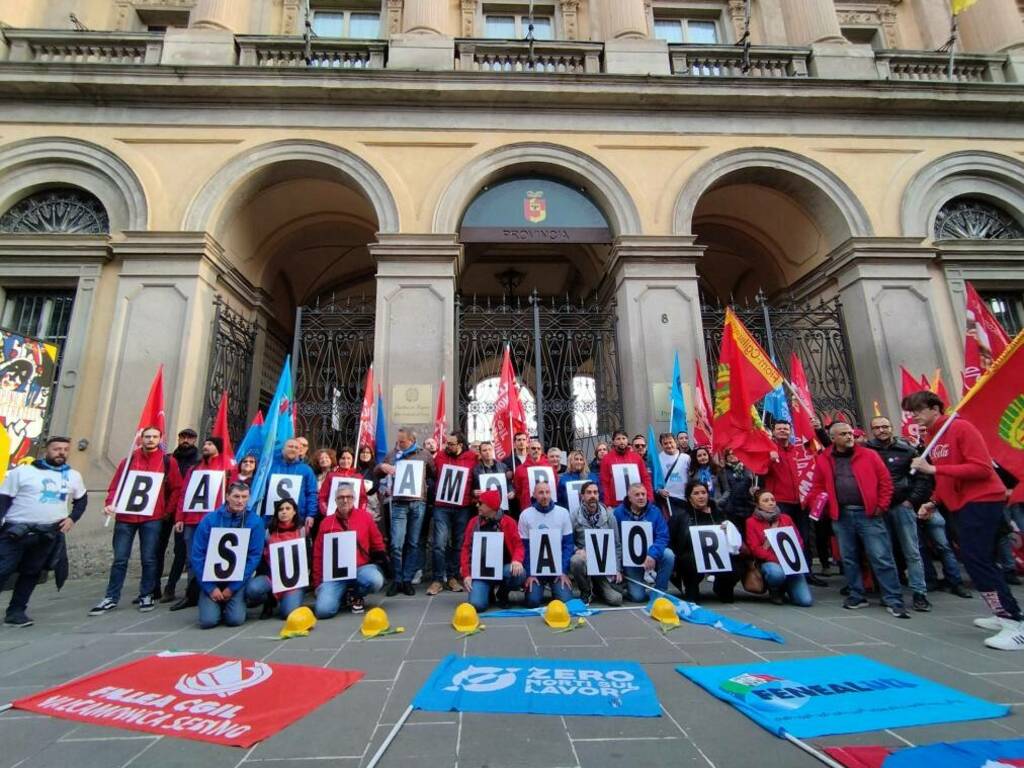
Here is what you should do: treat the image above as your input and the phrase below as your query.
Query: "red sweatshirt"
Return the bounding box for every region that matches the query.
[312,507,385,587]
[808,444,893,520]
[745,513,801,564]
[512,456,558,505]
[434,449,479,507]
[599,449,653,507]
[317,468,365,516]
[177,458,227,526]
[459,512,524,580]
[761,441,801,505]
[925,414,1006,510]
[105,448,183,525]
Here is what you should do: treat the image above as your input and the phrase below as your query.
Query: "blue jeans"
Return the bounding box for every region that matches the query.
[918,509,963,586]
[886,503,927,594]
[198,584,248,629]
[524,575,574,608]
[104,519,162,602]
[468,564,525,612]
[761,562,813,607]
[314,564,384,619]
[244,575,304,618]
[834,506,904,608]
[389,500,425,583]
[622,547,676,602]
[432,505,471,582]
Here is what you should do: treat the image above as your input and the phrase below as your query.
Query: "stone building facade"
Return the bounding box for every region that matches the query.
[1,0,1023,554]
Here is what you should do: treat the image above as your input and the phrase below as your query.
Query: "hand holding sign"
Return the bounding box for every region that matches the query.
[688,525,732,573]
[115,471,165,517]
[766,526,808,576]
[620,521,653,569]
[202,527,252,583]
[269,538,310,592]
[471,532,504,581]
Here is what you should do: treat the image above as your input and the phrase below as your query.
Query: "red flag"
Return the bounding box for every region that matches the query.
[899,366,923,445]
[433,376,447,446]
[254,409,264,426]
[918,372,930,391]
[929,368,950,408]
[787,352,818,447]
[963,282,1011,394]
[355,365,375,457]
[211,391,235,469]
[135,365,166,447]
[692,361,714,448]
[492,347,527,460]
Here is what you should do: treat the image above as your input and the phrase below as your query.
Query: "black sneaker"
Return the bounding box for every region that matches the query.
[350,597,365,614]
[402,582,415,597]
[806,574,828,587]
[951,584,973,599]
[769,589,785,606]
[1006,573,1023,586]
[839,586,851,597]
[4,613,33,628]
[912,593,932,612]
[131,596,141,606]
[138,595,156,613]
[886,605,911,619]
[843,597,869,610]
[386,581,399,597]
[88,598,117,616]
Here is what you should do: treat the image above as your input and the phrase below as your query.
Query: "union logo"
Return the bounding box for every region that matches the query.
[523,191,547,224]
[175,660,273,698]
[998,395,1024,450]
[444,665,520,694]
[713,365,730,418]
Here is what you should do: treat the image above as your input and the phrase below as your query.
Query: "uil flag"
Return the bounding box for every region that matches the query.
[433,377,447,447]
[375,384,388,464]
[211,391,235,468]
[234,410,264,465]
[670,351,689,434]
[355,365,376,458]
[493,345,527,461]
[963,281,1011,394]
[249,357,294,513]
[693,361,714,448]
[900,366,923,445]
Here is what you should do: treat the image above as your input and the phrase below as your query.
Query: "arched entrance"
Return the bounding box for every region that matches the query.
[455,175,623,449]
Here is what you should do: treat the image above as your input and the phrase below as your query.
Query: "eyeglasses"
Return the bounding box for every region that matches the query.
[633,443,646,449]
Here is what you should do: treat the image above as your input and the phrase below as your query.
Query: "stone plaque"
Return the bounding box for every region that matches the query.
[391,384,432,423]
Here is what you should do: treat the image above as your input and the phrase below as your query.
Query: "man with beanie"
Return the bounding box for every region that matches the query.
[460,489,525,612]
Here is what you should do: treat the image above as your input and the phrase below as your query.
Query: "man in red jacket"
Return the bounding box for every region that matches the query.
[906,390,1023,651]
[460,490,525,612]
[512,437,550,507]
[90,427,183,616]
[809,421,908,618]
[599,430,653,508]
[428,431,478,596]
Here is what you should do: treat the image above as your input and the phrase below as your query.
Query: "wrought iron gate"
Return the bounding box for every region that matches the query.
[202,297,258,442]
[457,292,623,450]
[701,295,860,424]
[293,296,375,449]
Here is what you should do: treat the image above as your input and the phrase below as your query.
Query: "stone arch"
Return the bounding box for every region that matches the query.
[672,147,874,239]
[183,139,400,234]
[432,142,642,237]
[0,137,149,231]
[900,151,1024,239]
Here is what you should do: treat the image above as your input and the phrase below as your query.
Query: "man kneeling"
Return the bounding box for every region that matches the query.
[190,482,265,629]
[313,485,385,617]
[460,490,525,611]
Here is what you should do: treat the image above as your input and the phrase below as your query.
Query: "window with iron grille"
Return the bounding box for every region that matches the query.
[980,292,1024,338]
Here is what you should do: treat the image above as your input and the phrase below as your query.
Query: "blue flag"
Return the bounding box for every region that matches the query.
[670,351,689,434]
[484,598,597,619]
[248,356,294,513]
[762,383,792,426]
[234,412,264,462]
[374,388,388,465]
[884,738,1024,768]
[646,594,783,644]
[647,424,665,491]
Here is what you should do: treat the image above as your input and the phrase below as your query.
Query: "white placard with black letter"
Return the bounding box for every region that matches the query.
[325,475,362,516]
[202,527,252,583]
[269,537,310,592]
[264,473,303,516]
[392,460,425,500]
[584,528,618,576]
[620,520,653,568]
[477,472,509,510]
[115,471,165,517]
[322,531,358,582]
[182,470,224,515]
[471,531,505,580]
[437,464,470,506]
[688,525,732,574]
[565,480,588,515]
[526,466,556,500]
[529,529,562,576]
[611,463,641,502]
[766,526,809,576]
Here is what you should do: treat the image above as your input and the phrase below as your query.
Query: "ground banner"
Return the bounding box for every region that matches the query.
[646,594,784,644]
[824,745,892,768]
[678,655,1008,738]
[12,652,363,747]
[414,654,660,718]
[883,738,1024,767]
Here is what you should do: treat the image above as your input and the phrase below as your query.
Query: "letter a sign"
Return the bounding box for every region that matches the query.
[203,527,252,582]
[269,538,310,593]
[182,470,225,515]
[471,531,504,580]
[393,460,425,500]
[529,529,562,576]
[115,471,164,517]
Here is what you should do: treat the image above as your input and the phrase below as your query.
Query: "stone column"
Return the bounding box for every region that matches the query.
[190,0,249,31]
[604,236,706,433]
[602,0,670,75]
[370,234,460,437]
[403,0,446,34]
[603,0,647,39]
[778,0,844,45]
[958,0,1024,53]
[389,0,455,70]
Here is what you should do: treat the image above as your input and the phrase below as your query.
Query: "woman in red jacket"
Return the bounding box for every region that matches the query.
[317,447,363,517]
[244,498,306,619]
[745,489,813,607]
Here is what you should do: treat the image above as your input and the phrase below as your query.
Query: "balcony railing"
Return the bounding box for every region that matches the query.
[456,39,602,74]
[875,50,1008,83]
[237,36,386,69]
[3,29,163,65]
[669,44,810,78]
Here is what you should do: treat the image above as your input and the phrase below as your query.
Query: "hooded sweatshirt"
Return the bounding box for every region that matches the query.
[924,414,1007,510]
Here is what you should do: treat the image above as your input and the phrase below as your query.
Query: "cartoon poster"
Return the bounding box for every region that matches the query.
[0,327,59,479]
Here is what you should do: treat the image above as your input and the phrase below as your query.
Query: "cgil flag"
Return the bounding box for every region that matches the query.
[693,359,714,448]
[109,365,167,520]
[210,391,235,468]
[248,357,294,513]
[355,364,375,458]
[433,377,447,447]
[375,384,388,464]
[492,346,527,461]
[788,352,819,449]
[963,281,1011,394]
[670,351,689,434]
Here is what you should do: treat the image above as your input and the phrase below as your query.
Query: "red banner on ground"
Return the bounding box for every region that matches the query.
[13,652,363,748]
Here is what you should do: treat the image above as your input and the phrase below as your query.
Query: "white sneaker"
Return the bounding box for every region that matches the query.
[984,620,1024,651]
[411,569,423,585]
[974,616,1014,632]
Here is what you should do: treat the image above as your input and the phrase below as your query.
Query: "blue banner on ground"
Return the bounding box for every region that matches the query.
[414,655,660,718]
[883,738,1024,768]
[485,598,597,619]
[646,594,785,644]
[678,655,1008,738]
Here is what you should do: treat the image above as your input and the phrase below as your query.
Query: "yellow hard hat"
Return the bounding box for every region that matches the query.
[360,606,405,638]
[544,599,571,630]
[453,602,481,634]
[279,606,316,639]
[650,597,680,627]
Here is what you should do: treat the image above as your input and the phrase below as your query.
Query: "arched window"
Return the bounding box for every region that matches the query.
[465,375,599,444]
[0,188,110,234]
[934,197,1023,240]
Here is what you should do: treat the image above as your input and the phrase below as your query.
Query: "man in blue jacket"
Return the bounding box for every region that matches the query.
[190,482,265,629]
[614,483,674,602]
[265,438,318,527]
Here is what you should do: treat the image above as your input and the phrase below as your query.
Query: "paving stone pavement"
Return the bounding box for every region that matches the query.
[1,576,1023,768]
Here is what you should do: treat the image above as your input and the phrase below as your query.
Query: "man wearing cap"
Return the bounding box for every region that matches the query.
[460,489,525,612]
[0,436,87,627]
[154,428,201,603]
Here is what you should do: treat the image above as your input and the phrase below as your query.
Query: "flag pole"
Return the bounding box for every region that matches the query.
[947,12,958,80]
[781,732,846,768]
[507,344,514,461]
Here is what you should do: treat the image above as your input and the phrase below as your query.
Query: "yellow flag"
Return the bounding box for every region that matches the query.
[951,0,979,14]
